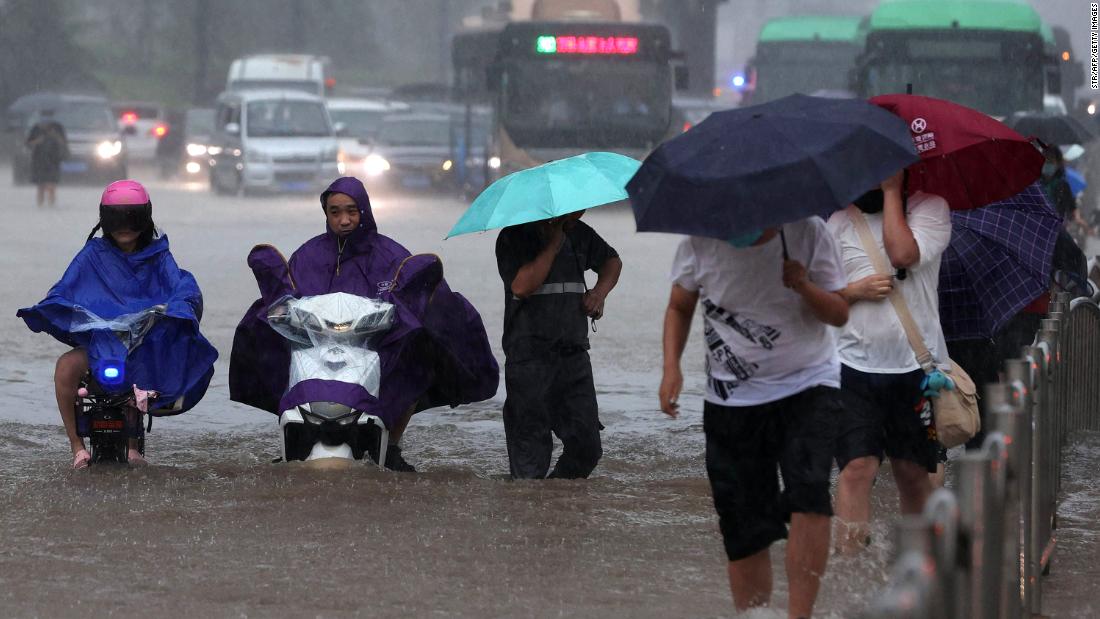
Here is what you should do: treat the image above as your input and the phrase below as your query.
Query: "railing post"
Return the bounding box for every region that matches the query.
[1004,358,1035,613]
[957,451,995,619]
[985,383,1026,619]
[922,489,960,619]
[1022,344,1048,615]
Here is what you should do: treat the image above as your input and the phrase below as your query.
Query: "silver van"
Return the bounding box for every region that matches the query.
[208,90,340,195]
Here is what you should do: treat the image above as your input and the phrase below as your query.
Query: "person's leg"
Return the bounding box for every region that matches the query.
[787,513,831,619]
[833,366,887,554]
[46,183,56,206]
[503,358,555,479]
[36,183,45,206]
[54,349,89,458]
[834,456,880,552]
[891,458,933,514]
[547,351,602,479]
[778,386,841,618]
[383,403,418,472]
[704,401,787,611]
[727,549,772,611]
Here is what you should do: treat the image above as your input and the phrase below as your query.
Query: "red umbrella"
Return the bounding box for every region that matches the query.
[870,94,1044,210]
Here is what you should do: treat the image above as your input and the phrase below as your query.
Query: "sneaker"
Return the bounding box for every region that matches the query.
[383,445,416,472]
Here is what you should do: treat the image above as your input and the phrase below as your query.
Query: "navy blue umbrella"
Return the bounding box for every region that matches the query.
[939,183,1061,341]
[627,94,920,239]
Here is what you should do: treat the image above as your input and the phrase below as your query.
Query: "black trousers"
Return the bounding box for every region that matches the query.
[503,349,602,479]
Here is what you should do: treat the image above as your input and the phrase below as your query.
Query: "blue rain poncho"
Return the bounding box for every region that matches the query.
[17,233,217,414]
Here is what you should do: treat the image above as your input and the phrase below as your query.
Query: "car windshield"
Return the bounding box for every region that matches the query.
[377,118,450,146]
[329,109,388,138]
[185,109,216,136]
[502,59,670,148]
[230,80,320,95]
[44,103,116,132]
[246,100,331,137]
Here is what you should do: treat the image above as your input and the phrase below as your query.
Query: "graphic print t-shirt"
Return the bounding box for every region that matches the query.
[670,218,848,406]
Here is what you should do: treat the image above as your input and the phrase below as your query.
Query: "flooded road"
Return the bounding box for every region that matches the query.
[0,167,1096,617]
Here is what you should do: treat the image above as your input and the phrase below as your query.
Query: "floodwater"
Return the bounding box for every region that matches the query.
[0,166,1095,617]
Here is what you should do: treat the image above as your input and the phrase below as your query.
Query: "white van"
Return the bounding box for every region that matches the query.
[226,55,332,97]
[208,90,340,194]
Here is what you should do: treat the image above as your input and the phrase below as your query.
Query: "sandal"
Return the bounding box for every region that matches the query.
[72,449,91,470]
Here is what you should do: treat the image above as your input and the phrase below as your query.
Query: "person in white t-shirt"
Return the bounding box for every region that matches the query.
[826,170,952,554]
[660,217,849,619]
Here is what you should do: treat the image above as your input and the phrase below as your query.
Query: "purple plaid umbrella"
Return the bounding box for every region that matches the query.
[939,183,1061,341]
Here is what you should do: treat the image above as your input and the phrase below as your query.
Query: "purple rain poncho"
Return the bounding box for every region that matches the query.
[228,177,499,429]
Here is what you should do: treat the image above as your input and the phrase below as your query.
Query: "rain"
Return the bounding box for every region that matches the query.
[1,1,1098,616]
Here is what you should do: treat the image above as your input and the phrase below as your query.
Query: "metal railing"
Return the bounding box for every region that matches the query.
[861,291,1100,618]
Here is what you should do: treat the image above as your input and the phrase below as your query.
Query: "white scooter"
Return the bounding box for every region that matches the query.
[267,292,395,465]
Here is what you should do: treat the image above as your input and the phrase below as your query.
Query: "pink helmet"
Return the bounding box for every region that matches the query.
[100,180,150,207]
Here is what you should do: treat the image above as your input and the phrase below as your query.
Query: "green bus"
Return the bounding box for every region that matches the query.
[853,0,1057,116]
[744,15,865,105]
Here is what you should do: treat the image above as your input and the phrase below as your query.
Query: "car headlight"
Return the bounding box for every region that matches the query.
[185,161,202,174]
[441,159,453,171]
[245,149,270,163]
[488,156,501,169]
[207,146,223,155]
[364,154,390,177]
[186,143,208,157]
[96,140,123,159]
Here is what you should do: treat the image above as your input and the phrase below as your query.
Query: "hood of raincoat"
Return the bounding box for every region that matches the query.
[320,176,377,249]
[291,177,410,296]
[16,234,217,414]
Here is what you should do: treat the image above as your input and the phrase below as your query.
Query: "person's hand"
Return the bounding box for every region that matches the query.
[782,260,809,292]
[540,217,567,247]
[850,274,893,301]
[582,290,605,319]
[881,169,904,194]
[659,366,683,418]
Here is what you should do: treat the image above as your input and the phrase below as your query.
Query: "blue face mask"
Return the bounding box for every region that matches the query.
[727,229,764,248]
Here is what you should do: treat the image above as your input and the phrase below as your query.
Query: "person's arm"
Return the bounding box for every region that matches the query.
[582,256,622,318]
[880,171,921,269]
[782,260,849,326]
[510,220,565,298]
[659,284,698,418]
[837,274,893,306]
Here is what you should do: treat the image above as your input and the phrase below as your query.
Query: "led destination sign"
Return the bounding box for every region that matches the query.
[535,35,640,55]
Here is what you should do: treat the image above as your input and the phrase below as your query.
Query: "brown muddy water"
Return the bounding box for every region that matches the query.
[0,169,1095,617]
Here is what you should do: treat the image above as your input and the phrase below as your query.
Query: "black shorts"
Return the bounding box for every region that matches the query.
[703,385,840,562]
[835,365,939,473]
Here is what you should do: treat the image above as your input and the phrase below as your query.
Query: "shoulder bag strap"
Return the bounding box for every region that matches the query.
[847,205,936,373]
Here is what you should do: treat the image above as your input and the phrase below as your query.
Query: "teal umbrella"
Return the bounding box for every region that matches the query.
[446,152,640,238]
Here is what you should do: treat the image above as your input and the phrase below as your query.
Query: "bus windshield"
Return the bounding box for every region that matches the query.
[863,58,1040,116]
[753,44,859,102]
[502,59,670,148]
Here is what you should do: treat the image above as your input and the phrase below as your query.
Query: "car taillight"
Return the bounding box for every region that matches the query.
[152,124,168,138]
[120,112,138,124]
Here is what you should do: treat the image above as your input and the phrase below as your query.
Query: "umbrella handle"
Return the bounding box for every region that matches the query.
[780,228,790,261]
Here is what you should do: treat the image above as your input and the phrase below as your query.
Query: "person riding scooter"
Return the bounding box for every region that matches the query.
[229,176,498,471]
[17,180,218,468]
